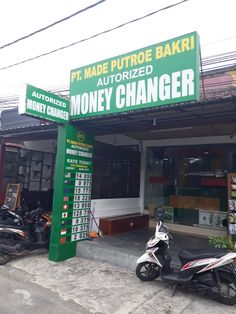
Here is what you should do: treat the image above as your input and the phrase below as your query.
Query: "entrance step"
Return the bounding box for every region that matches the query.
[76,236,181,271]
[76,239,139,271]
[76,229,210,271]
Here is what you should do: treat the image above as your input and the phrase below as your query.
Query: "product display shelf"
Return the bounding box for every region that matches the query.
[227,173,236,244]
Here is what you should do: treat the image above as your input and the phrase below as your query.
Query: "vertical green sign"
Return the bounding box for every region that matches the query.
[49,124,93,261]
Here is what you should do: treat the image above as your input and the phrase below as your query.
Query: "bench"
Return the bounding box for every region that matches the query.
[99,213,149,235]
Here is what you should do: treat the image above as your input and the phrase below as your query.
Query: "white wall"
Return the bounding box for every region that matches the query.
[95,133,140,147]
[90,198,141,231]
[23,139,57,153]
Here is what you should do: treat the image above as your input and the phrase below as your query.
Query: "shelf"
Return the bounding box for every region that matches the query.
[227,173,236,242]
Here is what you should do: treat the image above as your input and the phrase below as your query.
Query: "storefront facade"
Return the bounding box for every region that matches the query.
[1,31,236,260]
[2,97,236,240]
[143,138,236,234]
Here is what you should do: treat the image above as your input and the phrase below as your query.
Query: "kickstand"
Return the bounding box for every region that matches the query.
[171,284,177,297]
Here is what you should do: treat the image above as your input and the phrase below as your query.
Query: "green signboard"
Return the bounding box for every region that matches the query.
[19,84,70,123]
[70,32,200,119]
[49,124,93,261]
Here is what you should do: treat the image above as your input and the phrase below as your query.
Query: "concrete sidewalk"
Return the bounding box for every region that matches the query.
[76,227,211,270]
[2,253,235,314]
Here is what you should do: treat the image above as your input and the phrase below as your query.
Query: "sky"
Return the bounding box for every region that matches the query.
[0,0,235,97]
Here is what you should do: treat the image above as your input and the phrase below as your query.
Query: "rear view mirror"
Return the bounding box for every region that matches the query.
[156,207,165,222]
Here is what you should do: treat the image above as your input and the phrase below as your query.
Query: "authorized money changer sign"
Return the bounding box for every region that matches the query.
[49,124,93,261]
[19,84,69,123]
[70,32,200,119]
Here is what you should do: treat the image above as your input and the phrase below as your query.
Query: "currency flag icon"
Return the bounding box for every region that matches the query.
[63,196,69,202]
[65,173,71,178]
[61,228,67,235]
[62,204,68,210]
[62,212,68,219]
[60,237,66,244]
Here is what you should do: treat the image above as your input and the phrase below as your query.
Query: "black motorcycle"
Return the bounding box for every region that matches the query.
[136,220,236,305]
[0,200,30,227]
[0,207,51,265]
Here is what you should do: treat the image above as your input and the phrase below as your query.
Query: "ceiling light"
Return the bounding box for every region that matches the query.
[149,126,194,133]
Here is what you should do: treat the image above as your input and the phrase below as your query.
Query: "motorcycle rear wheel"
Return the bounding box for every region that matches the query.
[135,262,160,281]
[0,238,15,265]
[214,272,236,305]
[0,252,10,265]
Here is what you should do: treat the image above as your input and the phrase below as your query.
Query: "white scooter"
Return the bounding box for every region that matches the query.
[136,215,236,305]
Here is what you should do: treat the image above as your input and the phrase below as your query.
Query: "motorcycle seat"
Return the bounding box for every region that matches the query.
[179,248,229,265]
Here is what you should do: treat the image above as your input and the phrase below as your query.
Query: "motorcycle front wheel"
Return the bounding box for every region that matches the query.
[135,262,160,281]
[214,272,236,305]
[0,252,11,265]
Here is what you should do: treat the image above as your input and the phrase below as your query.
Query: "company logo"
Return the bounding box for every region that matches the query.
[77,130,85,142]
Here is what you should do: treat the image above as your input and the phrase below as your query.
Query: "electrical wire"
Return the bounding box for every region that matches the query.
[203,35,236,46]
[0,0,189,71]
[0,0,106,50]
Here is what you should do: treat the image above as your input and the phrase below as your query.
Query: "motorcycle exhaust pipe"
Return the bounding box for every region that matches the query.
[0,243,17,254]
[0,243,28,256]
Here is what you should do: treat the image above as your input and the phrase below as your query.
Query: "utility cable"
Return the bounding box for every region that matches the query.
[203,50,236,60]
[0,0,106,50]
[0,0,189,71]
[203,35,236,47]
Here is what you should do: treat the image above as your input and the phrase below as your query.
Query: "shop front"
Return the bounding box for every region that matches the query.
[3,30,236,261]
[144,143,233,233]
[1,142,55,210]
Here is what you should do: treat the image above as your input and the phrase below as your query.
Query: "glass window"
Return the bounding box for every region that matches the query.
[145,144,236,228]
[92,142,140,199]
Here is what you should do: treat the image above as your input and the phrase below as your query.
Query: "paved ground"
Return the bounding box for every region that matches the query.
[0,252,235,314]
[76,228,211,270]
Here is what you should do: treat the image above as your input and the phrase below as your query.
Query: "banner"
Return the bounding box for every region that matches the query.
[19,84,69,123]
[70,32,199,119]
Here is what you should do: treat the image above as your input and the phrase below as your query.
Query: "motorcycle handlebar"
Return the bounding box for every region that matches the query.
[31,207,44,218]
[1,204,11,210]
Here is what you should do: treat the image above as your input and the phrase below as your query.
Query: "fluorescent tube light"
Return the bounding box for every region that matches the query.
[149,126,194,133]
